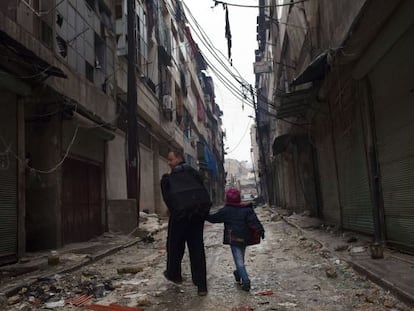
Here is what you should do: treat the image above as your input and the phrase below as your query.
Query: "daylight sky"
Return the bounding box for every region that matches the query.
[182,0,258,164]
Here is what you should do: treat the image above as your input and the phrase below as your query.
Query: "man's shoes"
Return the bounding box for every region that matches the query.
[233,270,241,283]
[197,286,208,296]
[241,282,251,292]
[163,270,183,284]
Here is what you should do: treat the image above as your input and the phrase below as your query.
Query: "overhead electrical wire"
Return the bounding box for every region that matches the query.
[182,2,254,103]
[183,1,308,129]
[212,0,309,9]
[225,117,252,155]
[182,1,250,92]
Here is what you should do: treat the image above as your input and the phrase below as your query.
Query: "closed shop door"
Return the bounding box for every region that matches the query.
[369,23,414,252]
[333,85,373,234]
[62,158,103,244]
[315,117,341,225]
[0,94,17,263]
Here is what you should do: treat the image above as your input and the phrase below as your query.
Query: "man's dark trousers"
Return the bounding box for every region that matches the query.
[166,215,207,289]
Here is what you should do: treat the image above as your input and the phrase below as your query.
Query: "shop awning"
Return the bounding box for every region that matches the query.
[276,87,314,118]
[291,50,329,86]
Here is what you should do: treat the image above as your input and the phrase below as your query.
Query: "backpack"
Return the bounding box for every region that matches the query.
[164,164,212,219]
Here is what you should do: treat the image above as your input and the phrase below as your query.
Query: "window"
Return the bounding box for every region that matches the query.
[41,20,53,48]
[94,32,105,70]
[136,2,148,74]
[85,61,94,82]
[56,35,67,58]
[115,4,122,19]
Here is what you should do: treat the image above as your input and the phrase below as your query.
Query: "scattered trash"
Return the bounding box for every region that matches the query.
[7,295,22,305]
[117,278,149,286]
[231,307,254,311]
[44,299,65,308]
[349,246,366,254]
[141,233,155,243]
[123,292,140,299]
[85,303,144,311]
[277,302,297,307]
[94,283,105,298]
[311,264,322,269]
[136,294,152,306]
[325,266,337,278]
[117,266,143,274]
[346,236,358,243]
[270,214,281,222]
[334,244,348,252]
[65,294,93,306]
[254,289,274,296]
[319,249,332,258]
[48,250,60,266]
[369,243,384,259]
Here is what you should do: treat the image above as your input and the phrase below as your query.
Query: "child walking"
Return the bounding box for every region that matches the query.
[207,187,265,291]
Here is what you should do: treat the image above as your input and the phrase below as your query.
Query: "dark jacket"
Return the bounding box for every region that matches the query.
[207,203,265,246]
[160,162,211,219]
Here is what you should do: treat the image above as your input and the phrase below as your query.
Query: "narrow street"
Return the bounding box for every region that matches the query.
[3,207,412,311]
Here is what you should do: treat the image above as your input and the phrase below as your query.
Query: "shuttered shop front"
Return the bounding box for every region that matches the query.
[369,23,414,252]
[315,113,341,225]
[0,93,17,263]
[332,83,373,234]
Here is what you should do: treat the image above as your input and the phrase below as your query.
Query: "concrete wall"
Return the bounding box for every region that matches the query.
[140,145,155,213]
[158,157,169,216]
[106,132,127,199]
[62,118,106,164]
[25,110,61,250]
[107,199,137,234]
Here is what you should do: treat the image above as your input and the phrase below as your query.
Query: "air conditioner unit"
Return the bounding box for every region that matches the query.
[162,95,173,111]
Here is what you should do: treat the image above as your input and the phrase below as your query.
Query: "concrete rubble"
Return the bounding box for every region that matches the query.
[0,208,413,310]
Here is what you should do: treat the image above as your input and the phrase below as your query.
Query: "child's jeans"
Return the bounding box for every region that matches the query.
[230,244,250,285]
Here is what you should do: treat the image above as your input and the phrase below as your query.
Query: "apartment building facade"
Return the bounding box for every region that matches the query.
[255,0,414,253]
[0,0,225,264]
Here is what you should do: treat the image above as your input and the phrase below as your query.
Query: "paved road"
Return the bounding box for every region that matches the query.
[3,207,411,310]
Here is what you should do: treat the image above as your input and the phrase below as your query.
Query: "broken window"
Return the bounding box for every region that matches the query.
[85,61,94,82]
[56,35,67,58]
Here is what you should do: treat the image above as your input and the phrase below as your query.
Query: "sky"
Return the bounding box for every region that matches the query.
[182,0,258,164]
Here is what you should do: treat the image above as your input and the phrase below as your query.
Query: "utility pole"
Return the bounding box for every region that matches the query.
[250,147,260,197]
[250,84,268,203]
[127,0,140,225]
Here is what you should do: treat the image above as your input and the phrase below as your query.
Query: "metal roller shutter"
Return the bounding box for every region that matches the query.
[369,23,414,252]
[0,95,18,263]
[315,116,341,225]
[333,84,373,234]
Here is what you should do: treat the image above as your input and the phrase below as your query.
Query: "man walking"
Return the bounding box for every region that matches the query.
[160,150,211,296]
